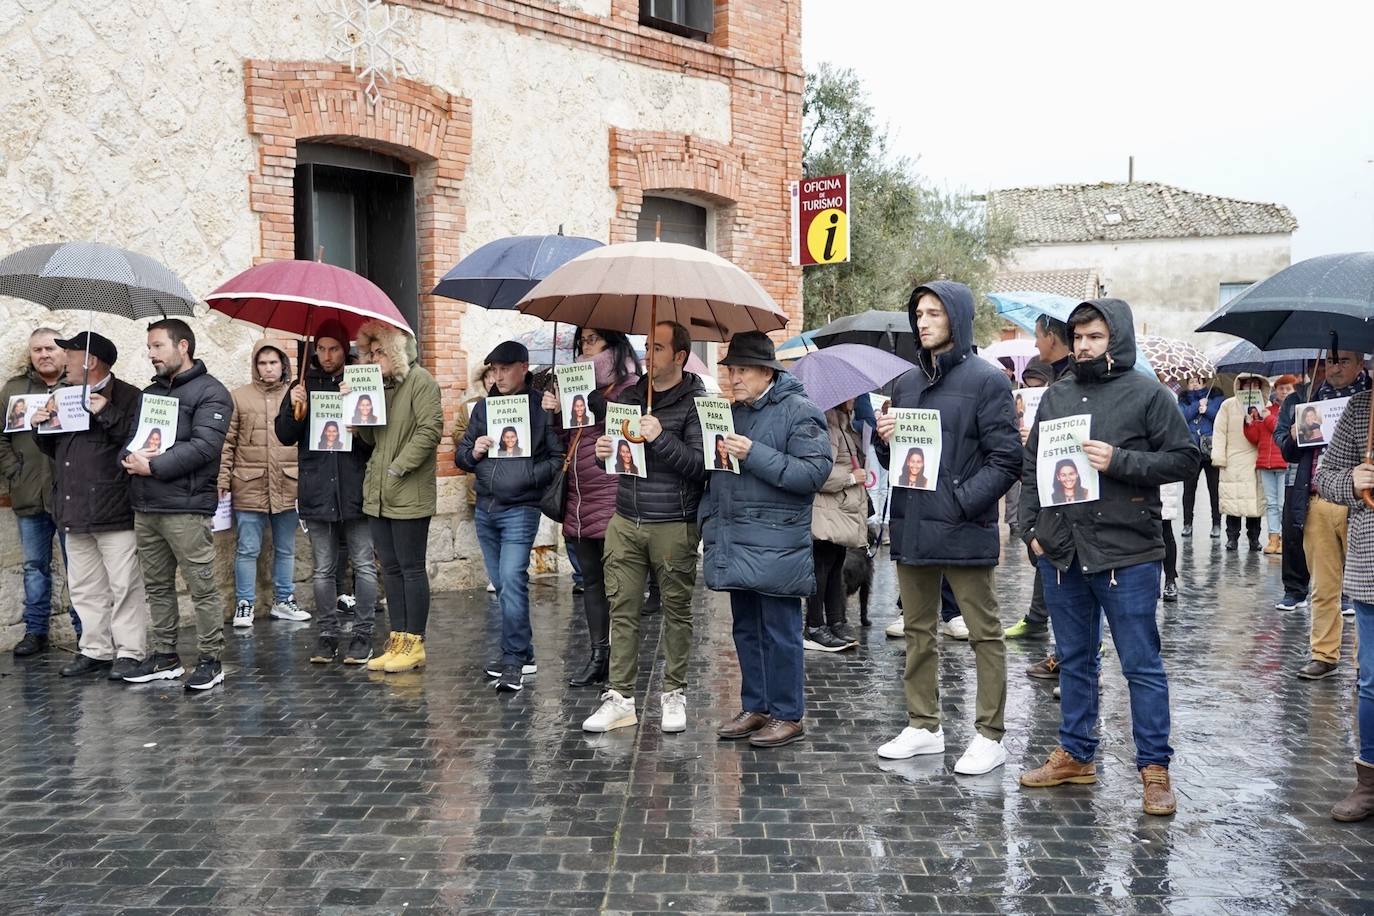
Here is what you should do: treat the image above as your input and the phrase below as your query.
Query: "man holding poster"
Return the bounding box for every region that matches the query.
[120,319,233,692]
[874,281,1020,777]
[1019,299,1198,816]
[454,340,563,693]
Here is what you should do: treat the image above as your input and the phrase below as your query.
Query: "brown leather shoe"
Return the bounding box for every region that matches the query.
[1332,760,1374,822]
[716,711,769,740]
[1141,765,1176,816]
[748,718,805,748]
[1019,747,1097,787]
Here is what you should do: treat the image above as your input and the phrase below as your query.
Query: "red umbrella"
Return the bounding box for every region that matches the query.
[206,260,412,338]
[207,260,412,419]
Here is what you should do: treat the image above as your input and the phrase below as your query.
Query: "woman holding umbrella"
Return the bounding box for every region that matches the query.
[541,328,641,687]
[352,320,444,674]
[804,397,868,653]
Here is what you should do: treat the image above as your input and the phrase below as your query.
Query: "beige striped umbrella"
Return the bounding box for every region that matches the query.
[515,241,788,342]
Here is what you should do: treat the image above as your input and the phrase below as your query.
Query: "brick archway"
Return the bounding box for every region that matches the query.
[242,61,472,469]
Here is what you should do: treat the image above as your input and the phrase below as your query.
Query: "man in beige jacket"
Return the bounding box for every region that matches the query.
[219,340,305,627]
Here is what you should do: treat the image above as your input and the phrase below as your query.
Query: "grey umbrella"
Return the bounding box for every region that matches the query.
[1195,252,1374,351]
[0,241,199,319]
[810,310,920,362]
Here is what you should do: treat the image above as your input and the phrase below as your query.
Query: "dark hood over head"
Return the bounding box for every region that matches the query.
[908,280,975,378]
[1068,298,1137,382]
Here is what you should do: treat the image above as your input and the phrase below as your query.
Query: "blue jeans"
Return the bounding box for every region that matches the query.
[17,512,78,636]
[566,538,585,587]
[1356,600,1374,765]
[475,505,542,666]
[234,509,299,604]
[730,591,805,722]
[1039,557,1172,769]
[1259,469,1285,535]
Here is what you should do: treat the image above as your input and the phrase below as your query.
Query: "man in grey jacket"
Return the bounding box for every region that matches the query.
[120,319,233,692]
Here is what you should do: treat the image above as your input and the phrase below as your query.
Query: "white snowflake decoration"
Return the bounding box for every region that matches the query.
[319,0,417,105]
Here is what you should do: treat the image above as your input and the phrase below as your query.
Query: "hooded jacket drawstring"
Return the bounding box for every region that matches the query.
[1110,568,1118,587]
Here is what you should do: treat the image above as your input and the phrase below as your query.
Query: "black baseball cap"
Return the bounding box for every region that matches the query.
[55,331,118,367]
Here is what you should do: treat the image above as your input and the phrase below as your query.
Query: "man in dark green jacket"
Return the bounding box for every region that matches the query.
[1018,299,1198,817]
[0,327,79,656]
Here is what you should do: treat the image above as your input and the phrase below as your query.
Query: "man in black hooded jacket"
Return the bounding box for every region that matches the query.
[1018,299,1198,816]
[873,281,1020,777]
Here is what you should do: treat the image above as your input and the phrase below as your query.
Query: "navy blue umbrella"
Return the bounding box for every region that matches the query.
[1208,339,1317,376]
[1196,252,1374,351]
[433,232,602,309]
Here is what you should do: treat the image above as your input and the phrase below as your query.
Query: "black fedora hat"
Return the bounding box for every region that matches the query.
[719,331,784,372]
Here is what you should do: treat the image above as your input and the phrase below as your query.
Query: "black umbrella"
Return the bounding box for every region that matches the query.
[433,231,602,309]
[810,310,919,362]
[1196,252,1374,352]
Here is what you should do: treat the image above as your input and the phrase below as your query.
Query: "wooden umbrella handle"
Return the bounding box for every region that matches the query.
[1362,401,1374,510]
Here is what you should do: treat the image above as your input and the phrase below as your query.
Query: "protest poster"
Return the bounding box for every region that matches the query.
[34,386,91,435]
[1238,388,1267,416]
[309,391,352,452]
[4,394,45,432]
[129,394,179,455]
[486,395,531,458]
[695,397,739,474]
[889,408,941,491]
[1294,397,1348,448]
[343,364,386,426]
[604,402,647,478]
[1036,414,1098,505]
[555,363,597,430]
[1013,387,1046,435]
[211,494,234,533]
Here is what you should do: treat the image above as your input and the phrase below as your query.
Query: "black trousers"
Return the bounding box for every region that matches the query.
[1162,520,1178,581]
[1226,515,1262,542]
[1281,487,1311,598]
[807,539,848,629]
[569,536,609,649]
[370,516,432,635]
[1182,458,1221,528]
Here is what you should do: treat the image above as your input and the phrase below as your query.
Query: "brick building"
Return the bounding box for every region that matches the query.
[0,0,803,644]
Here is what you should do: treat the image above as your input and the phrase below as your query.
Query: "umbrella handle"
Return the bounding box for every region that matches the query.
[621,417,647,445]
[1363,404,1374,510]
[621,300,656,445]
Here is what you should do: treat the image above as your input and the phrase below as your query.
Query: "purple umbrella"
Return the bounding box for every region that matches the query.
[788,344,915,412]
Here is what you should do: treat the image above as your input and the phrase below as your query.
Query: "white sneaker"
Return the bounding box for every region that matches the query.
[232,600,254,628]
[884,617,904,638]
[954,734,1007,775]
[877,726,945,759]
[337,594,357,613]
[582,689,637,733]
[270,595,311,622]
[661,689,686,733]
[1342,605,1356,617]
[940,615,970,640]
[486,582,497,593]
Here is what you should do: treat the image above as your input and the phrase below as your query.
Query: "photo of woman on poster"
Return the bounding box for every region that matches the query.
[896,446,930,489]
[351,394,380,425]
[37,395,61,431]
[317,420,344,451]
[5,398,30,432]
[567,394,591,429]
[496,425,523,457]
[141,428,163,452]
[1051,457,1091,504]
[712,433,734,471]
[615,439,639,476]
[1296,405,1325,445]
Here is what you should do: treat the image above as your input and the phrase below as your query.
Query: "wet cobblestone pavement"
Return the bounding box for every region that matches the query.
[0,531,1370,915]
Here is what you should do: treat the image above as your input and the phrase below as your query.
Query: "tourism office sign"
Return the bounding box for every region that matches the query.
[789,173,850,267]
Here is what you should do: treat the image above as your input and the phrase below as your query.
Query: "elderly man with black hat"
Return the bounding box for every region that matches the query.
[31,332,148,679]
[455,339,564,693]
[699,331,831,748]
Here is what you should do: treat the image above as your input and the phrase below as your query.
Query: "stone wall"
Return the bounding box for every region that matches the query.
[0,0,802,647]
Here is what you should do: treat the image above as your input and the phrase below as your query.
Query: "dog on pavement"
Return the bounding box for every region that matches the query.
[843,521,882,626]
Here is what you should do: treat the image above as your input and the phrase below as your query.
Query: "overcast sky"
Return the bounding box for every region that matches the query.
[801,0,1374,260]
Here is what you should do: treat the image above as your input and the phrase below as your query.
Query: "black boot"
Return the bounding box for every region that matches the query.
[12,633,48,657]
[568,648,609,687]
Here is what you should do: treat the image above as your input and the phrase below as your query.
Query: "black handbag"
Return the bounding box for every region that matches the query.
[540,427,582,523]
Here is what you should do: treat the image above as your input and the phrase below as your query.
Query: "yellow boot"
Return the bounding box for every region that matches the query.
[384,633,425,673]
[367,632,403,672]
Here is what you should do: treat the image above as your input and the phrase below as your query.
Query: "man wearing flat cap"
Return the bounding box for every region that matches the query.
[455,339,564,692]
[699,331,831,748]
[31,332,149,679]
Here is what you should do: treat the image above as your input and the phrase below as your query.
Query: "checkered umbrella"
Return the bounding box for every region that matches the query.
[1138,335,1215,383]
[0,241,198,319]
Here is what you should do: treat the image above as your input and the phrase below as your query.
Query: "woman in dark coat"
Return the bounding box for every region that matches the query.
[541,328,641,686]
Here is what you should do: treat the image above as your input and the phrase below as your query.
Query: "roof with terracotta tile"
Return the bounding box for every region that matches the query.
[990,269,1102,299]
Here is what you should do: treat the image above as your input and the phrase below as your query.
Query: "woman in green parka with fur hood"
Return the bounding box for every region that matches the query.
[352,320,443,673]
